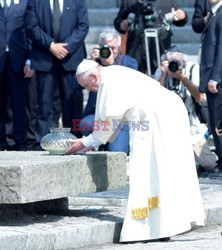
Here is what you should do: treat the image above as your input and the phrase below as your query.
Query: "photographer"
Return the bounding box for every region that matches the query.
[154,51,217,175]
[114,0,188,74]
[78,29,138,153]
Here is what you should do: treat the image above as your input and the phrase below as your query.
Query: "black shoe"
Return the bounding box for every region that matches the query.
[208,164,222,178]
[197,166,212,178]
[121,237,170,244]
[0,142,8,151]
[32,142,43,151]
[13,143,28,151]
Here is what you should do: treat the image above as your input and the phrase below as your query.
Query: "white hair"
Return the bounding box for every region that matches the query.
[166,51,187,66]
[98,28,121,47]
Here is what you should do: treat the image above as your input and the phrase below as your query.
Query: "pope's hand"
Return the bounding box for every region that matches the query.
[65,139,84,154]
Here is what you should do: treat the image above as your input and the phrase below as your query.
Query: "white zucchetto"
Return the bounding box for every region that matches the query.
[76,59,99,75]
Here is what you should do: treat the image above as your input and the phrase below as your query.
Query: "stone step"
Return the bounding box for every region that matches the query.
[1,180,222,250]
[86,0,120,9]
[88,7,195,26]
[171,42,200,56]
[86,0,194,9]
[0,151,127,205]
[171,25,201,43]
[88,8,118,27]
[85,24,201,44]
[177,0,195,8]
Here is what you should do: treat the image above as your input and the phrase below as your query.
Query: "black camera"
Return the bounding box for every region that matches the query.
[138,0,156,16]
[168,60,182,72]
[99,45,112,59]
[128,0,174,31]
[138,0,156,28]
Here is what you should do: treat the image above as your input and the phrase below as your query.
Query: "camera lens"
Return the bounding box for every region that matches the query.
[168,60,180,72]
[100,45,111,59]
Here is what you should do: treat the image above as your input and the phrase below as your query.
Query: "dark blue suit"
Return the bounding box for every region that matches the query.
[26,0,89,143]
[0,0,29,150]
[192,0,211,34]
[200,5,222,163]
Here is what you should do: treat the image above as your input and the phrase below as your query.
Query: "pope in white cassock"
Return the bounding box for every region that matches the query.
[66,59,205,242]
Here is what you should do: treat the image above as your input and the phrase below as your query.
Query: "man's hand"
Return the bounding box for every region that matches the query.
[50,42,69,60]
[160,60,168,76]
[91,45,100,60]
[167,68,184,81]
[204,12,211,25]
[174,9,186,21]
[23,64,35,78]
[120,19,128,32]
[208,81,218,94]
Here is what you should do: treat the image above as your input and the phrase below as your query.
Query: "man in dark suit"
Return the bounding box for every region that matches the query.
[26,0,89,149]
[192,0,211,33]
[0,0,33,151]
[200,0,222,177]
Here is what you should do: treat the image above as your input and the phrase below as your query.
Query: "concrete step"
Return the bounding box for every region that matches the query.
[172,42,200,56]
[171,25,201,43]
[88,8,118,26]
[1,179,222,250]
[85,24,201,44]
[86,0,194,9]
[177,0,195,8]
[86,0,120,9]
[88,7,195,26]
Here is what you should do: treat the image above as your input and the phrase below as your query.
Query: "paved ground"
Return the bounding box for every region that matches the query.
[1,178,222,250]
[77,225,222,250]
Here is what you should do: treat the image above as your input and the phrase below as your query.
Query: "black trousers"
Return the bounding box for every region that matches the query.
[206,92,222,163]
[0,53,27,146]
[35,61,82,143]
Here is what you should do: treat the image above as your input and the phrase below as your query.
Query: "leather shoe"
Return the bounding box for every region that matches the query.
[197,166,210,178]
[0,142,8,151]
[32,143,43,151]
[208,164,222,178]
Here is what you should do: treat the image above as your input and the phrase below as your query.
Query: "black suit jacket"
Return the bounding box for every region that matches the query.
[192,0,211,33]
[200,6,222,93]
[0,0,29,73]
[26,0,89,72]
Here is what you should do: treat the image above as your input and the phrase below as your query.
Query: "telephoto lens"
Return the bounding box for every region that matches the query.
[100,45,111,59]
[168,60,181,72]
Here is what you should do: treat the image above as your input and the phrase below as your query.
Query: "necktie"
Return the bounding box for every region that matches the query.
[3,0,9,17]
[52,0,61,42]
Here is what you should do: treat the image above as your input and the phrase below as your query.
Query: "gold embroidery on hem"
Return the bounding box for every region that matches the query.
[131,196,160,220]
[148,196,160,209]
[132,207,149,219]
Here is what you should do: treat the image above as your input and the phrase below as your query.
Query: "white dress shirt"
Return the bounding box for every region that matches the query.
[49,0,63,13]
[1,0,11,7]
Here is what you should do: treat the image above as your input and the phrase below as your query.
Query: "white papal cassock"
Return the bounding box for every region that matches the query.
[82,65,205,242]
